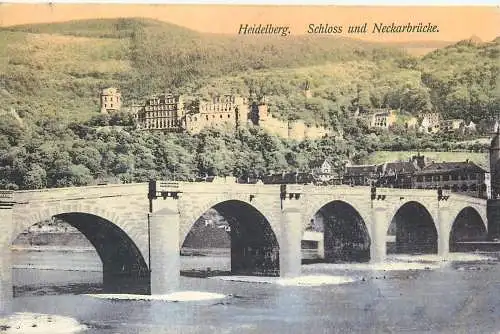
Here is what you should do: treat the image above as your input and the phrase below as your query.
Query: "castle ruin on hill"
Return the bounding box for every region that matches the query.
[99,87,332,140]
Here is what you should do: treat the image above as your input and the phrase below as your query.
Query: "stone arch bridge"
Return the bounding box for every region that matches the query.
[0,182,488,314]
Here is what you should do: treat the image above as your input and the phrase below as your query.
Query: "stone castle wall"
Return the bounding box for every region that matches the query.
[259,114,331,140]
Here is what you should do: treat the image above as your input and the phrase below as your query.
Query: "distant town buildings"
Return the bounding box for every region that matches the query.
[309,158,344,184]
[260,153,491,199]
[376,160,420,189]
[354,108,477,135]
[413,160,487,197]
[343,164,378,186]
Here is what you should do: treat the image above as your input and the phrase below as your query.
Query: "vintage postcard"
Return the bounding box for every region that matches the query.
[0,3,499,333]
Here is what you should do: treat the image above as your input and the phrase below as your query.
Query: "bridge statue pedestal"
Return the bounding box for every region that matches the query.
[149,209,180,295]
[280,206,302,278]
[0,201,13,315]
[370,207,387,263]
[438,207,451,257]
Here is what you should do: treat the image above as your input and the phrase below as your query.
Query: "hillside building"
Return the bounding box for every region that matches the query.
[369,109,397,129]
[465,121,477,133]
[358,108,397,129]
[440,118,465,133]
[419,112,441,133]
[100,87,122,113]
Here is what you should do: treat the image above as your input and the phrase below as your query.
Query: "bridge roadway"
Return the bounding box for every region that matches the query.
[0,182,489,314]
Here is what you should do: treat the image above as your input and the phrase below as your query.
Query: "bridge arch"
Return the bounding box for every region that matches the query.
[385,198,438,238]
[12,204,150,294]
[306,200,371,263]
[179,195,280,244]
[449,206,488,252]
[387,201,438,254]
[304,198,372,235]
[180,198,280,276]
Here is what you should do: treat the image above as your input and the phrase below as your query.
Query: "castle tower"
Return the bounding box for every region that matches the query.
[257,96,269,123]
[100,87,122,113]
[234,95,246,128]
[490,126,500,199]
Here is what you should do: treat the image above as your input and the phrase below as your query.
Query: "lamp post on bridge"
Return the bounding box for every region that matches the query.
[370,185,386,209]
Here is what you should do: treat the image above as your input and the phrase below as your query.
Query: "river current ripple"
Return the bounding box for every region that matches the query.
[10,250,500,334]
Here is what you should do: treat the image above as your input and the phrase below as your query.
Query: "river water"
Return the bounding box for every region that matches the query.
[10,249,500,333]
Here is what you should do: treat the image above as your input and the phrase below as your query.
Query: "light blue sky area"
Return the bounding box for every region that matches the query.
[4,0,500,5]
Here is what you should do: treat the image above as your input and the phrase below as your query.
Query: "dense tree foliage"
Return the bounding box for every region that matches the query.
[0,110,490,190]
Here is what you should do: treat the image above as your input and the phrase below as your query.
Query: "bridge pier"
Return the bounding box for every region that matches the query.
[438,207,451,257]
[149,209,180,295]
[487,200,500,240]
[370,207,387,263]
[280,206,302,278]
[0,198,14,315]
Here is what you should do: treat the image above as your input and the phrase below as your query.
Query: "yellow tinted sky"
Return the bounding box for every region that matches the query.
[0,4,498,42]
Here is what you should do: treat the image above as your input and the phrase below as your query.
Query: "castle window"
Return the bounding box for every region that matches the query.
[206,115,209,120]
[110,97,113,102]
[220,115,223,119]
[228,114,231,118]
[104,104,107,108]
[111,104,113,108]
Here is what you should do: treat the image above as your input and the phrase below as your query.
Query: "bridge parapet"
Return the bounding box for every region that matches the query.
[449,193,488,206]
[14,183,148,203]
[301,185,444,199]
[0,190,14,201]
[179,182,281,195]
[0,190,14,207]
